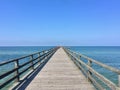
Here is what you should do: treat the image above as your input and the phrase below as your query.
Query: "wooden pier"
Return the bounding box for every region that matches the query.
[1,47,120,90]
[26,47,95,90]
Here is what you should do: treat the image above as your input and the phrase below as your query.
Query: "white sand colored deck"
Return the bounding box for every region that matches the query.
[26,47,95,90]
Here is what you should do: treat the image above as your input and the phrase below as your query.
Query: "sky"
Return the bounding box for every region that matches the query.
[0,0,120,46]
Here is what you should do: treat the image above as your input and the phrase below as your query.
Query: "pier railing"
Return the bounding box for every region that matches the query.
[0,47,59,89]
[64,48,120,90]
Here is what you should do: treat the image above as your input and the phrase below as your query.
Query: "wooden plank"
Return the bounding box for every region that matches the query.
[26,48,95,90]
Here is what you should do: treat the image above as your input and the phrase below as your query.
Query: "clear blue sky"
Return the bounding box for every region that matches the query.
[0,0,120,46]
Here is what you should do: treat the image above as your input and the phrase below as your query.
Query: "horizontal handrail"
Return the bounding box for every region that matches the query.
[0,52,40,66]
[70,50,120,74]
[64,47,120,90]
[0,47,59,89]
[0,48,53,66]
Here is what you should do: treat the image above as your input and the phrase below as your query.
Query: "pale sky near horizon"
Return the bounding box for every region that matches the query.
[0,0,120,46]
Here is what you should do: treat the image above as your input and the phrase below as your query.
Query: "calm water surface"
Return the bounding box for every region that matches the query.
[0,46,53,62]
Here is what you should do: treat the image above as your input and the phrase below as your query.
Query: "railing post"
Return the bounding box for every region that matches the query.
[42,51,45,59]
[30,55,34,70]
[71,54,74,61]
[45,51,48,59]
[38,52,41,65]
[78,55,82,65]
[87,60,92,82]
[118,75,120,87]
[14,60,20,82]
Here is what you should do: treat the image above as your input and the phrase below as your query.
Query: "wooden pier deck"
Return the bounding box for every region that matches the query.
[26,47,95,90]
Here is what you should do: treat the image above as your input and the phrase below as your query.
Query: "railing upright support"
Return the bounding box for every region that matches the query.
[14,60,20,82]
[38,52,41,65]
[42,51,45,59]
[78,55,82,66]
[30,55,34,70]
[118,75,120,87]
[87,60,92,82]
[45,51,48,59]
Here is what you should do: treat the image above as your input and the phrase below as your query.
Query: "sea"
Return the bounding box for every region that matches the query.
[0,46,54,62]
[0,46,120,89]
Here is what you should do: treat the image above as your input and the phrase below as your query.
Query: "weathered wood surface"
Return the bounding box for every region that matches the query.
[26,48,95,90]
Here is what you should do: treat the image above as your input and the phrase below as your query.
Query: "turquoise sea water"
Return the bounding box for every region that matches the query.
[0,46,53,62]
[69,46,120,68]
[0,46,120,89]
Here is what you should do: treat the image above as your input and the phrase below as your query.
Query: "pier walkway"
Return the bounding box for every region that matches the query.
[26,47,95,90]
